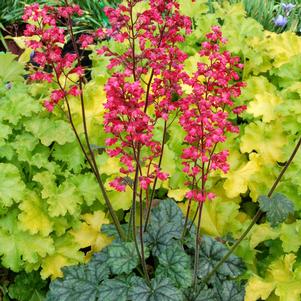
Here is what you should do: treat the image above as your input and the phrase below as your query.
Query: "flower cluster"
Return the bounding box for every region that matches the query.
[23,3,94,111]
[102,0,191,191]
[179,26,246,203]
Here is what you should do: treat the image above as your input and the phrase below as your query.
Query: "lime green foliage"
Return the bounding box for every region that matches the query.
[0,53,112,279]
[245,254,301,301]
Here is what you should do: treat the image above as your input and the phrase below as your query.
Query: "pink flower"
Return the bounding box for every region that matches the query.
[44,100,54,112]
[51,90,65,103]
[110,178,126,192]
[179,26,246,203]
[102,0,191,192]
[68,86,81,96]
[23,3,90,112]
[78,34,94,49]
[30,71,53,83]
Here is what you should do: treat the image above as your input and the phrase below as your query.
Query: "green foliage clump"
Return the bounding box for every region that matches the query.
[0,52,112,281]
[46,200,246,301]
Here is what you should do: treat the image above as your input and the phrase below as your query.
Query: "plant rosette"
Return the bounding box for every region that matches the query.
[46,199,246,301]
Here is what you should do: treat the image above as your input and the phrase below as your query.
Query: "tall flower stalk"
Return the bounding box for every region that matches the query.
[22,2,126,240]
[100,0,191,281]
[178,26,246,288]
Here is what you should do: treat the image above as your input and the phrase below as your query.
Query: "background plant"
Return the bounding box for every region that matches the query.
[207,0,301,33]
[0,0,121,51]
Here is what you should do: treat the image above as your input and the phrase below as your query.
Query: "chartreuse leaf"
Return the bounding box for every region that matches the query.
[0,85,41,125]
[0,122,12,146]
[198,236,245,281]
[0,210,54,271]
[97,153,121,176]
[245,254,301,301]
[201,200,242,237]
[250,221,301,253]
[70,174,101,206]
[161,145,177,179]
[129,277,183,301]
[8,271,47,301]
[41,234,84,279]
[271,54,301,88]
[279,220,301,253]
[71,211,112,258]
[167,188,189,202]
[98,275,136,301]
[47,180,83,217]
[53,140,85,173]
[240,121,287,164]
[258,193,294,227]
[222,153,260,198]
[12,133,39,162]
[156,243,192,288]
[34,173,83,217]
[259,31,301,68]
[67,78,106,137]
[106,186,133,211]
[24,118,74,146]
[0,52,25,83]
[18,190,53,237]
[178,0,208,18]
[250,223,280,249]
[241,76,282,122]
[277,82,301,135]
[0,163,26,207]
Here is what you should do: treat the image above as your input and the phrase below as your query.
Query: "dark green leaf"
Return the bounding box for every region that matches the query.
[8,271,47,301]
[198,236,245,281]
[101,224,128,239]
[195,287,217,301]
[258,193,294,227]
[145,199,183,255]
[46,260,109,301]
[129,277,183,301]
[107,241,146,274]
[156,243,192,288]
[215,280,245,301]
[145,224,180,256]
[29,291,45,301]
[98,275,135,301]
[151,198,183,230]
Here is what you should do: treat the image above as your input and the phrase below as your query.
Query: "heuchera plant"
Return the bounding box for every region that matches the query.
[23,0,298,299]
